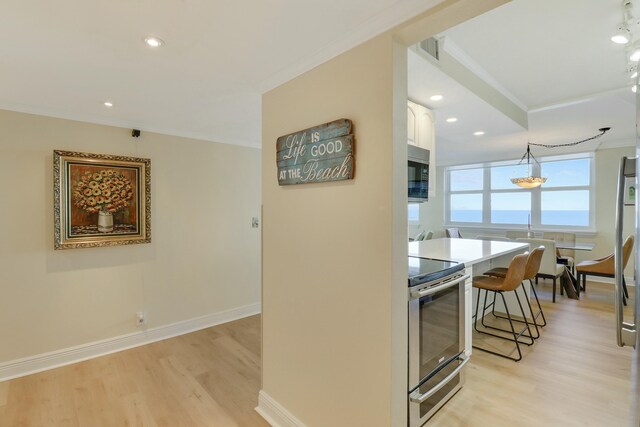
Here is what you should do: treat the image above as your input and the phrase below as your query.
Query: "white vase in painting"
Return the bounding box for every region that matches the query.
[98,211,114,233]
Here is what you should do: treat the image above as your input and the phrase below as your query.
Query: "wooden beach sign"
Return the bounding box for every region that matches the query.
[276,119,354,185]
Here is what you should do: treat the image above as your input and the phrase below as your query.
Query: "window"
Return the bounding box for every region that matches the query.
[540,158,591,227]
[445,154,594,230]
[408,204,420,222]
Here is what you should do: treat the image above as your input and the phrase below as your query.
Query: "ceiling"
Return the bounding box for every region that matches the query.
[0,0,441,147]
[2,0,636,163]
[408,0,638,165]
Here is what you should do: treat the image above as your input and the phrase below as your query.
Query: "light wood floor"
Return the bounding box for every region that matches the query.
[0,316,269,427]
[0,281,635,426]
[430,280,636,427]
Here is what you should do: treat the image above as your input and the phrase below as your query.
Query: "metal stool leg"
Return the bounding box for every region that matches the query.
[472,289,535,362]
[528,279,547,327]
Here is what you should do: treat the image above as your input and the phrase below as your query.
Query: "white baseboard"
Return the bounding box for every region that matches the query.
[256,390,308,427]
[0,302,261,382]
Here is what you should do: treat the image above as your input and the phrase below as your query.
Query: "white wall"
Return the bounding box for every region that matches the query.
[0,109,261,366]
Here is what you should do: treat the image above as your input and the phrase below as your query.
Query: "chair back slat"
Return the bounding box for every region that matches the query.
[502,253,529,291]
[524,246,545,280]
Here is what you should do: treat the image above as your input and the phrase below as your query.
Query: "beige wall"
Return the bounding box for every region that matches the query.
[418,146,636,277]
[593,146,636,277]
[262,33,399,427]
[261,1,509,425]
[0,109,261,363]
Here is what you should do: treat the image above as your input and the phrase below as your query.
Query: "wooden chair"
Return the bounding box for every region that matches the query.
[446,228,462,238]
[515,238,565,302]
[576,235,634,304]
[483,246,547,338]
[413,230,427,241]
[472,252,533,361]
[543,232,576,274]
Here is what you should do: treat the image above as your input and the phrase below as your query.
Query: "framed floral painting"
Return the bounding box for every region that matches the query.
[54,150,151,249]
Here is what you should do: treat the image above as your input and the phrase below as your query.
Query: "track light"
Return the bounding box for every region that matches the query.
[612,25,632,44]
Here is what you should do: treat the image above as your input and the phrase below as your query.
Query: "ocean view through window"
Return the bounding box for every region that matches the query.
[445,153,593,230]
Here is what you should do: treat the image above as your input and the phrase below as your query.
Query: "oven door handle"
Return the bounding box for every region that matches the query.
[409,274,469,300]
[409,354,470,404]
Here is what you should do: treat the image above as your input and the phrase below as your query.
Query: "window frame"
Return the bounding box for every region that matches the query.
[444,152,595,233]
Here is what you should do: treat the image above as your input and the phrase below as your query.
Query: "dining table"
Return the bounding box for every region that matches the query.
[552,240,596,296]
[554,241,596,251]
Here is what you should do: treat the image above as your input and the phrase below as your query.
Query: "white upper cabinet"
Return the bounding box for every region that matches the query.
[407,100,436,197]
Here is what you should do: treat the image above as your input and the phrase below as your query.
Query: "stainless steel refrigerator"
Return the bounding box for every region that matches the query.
[616,145,639,424]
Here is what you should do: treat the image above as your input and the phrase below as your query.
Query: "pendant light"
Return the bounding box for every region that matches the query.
[510,144,546,188]
[510,128,611,188]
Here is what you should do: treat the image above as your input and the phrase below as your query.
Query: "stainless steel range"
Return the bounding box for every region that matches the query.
[408,257,469,427]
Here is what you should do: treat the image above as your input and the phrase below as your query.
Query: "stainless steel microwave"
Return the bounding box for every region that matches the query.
[408,145,430,203]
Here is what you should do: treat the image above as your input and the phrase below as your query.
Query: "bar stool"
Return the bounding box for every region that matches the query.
[482,246,547,339]
[472,252,533,362]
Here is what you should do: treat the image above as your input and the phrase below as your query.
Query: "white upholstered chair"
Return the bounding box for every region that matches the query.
[506,230,529,239]
[542,232,576,274]
[516,238,565,303]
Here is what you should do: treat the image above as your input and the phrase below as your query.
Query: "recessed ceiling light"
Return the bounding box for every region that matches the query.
[611,25,631,44]
[144,36,165,48]
[430,95,443,101]
[630,48,640,62]
[632,71,638,79]
[633,85,638,93]
[474,131,485,136]
[446,117,458,123]
[103,101,113,107]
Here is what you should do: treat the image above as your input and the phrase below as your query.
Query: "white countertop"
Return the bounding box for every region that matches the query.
[408,238,529,266]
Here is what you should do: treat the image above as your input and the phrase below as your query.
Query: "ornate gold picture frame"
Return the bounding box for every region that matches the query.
[54,150,151,249]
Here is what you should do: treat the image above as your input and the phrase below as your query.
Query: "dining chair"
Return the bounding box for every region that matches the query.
[445,228,462,238]
[543,232,576,275]
[472,252,533,361]
[414,230,427,241]
[506,231,528,239]
[515,238,565,303]
[476,235,512,242]
[576,235,634,305]
[483,246,547,338]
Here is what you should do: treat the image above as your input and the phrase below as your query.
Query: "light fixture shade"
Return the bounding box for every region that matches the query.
[612,34,631,44]
[612,27,631,44]
[510,176,547,188]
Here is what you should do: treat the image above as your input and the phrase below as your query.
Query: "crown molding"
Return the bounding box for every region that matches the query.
[255,0,445,93]
[0,102,262,149]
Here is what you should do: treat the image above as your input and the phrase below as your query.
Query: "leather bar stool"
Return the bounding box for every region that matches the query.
[576,235,634,305]
[482,246,547,339]
[472,252,533,362]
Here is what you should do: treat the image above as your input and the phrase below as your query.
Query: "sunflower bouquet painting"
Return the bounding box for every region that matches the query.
[74,170,133,212]
[54,150,151,250]
[72,169,135,232]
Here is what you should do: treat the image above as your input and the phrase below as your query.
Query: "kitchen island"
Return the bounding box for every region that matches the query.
[409,238,530,353]
[409,237,529,266]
